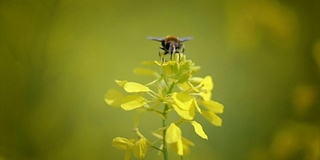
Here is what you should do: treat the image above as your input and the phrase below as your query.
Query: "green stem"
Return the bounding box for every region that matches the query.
[148,143,163,152]
[162,82,175,160]
[162,104,169,160]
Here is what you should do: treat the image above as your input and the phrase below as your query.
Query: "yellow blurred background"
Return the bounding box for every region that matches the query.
[0,0,319,159]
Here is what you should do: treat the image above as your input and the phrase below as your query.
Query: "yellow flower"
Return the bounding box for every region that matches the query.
[201,100,224,113]
[202,110,223,126]
[106,54,225,158]
[112,137,134,160]
[104,81,152,111]
[112,137,148,160]
[171,137,195,156]
[200,76,214,91]
[121,95,148,111]
[200,100,224,126]
[199,76,214,101]
[133,138,148,159]
[123,82,151,93]
[171,92,195,120]
[165,123,182,144]
[190,121,208,139]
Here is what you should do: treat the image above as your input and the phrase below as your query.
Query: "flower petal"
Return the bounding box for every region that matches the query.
[190,121,208,140]
[133,138,148,159]
[121,95,147,111]
[172,137,194,156]
[104,89,124,107]
[176,138,184,155]
[200,91,212,101]
[112,137,134,151]
[172,104,194,120]
[201,76,214,91]
[190,66,201,73]
[165,123,182,144]
[162,64,173,75]
[202,110,223,126]
[171,92,193,110]
[171,92,195,120]
[177,82,199,92]
[193,98,202,114]
[124,82,151,93]
[125,151,131,160]
[201,100,224,113]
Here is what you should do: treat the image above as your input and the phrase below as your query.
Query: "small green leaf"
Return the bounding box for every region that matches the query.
[191,66,201,73]
[177,82,191,91]
[166,123,182,144]
[178,71,192,83]
[121,95,147,111]
[173,60,180,74]
[124,82,151,93]
[190,121,208,139]
[202,110,223,126]
[162,64,173,75]
[189,77,203,84]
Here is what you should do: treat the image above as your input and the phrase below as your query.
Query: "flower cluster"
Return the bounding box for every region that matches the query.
[105,55,224,159]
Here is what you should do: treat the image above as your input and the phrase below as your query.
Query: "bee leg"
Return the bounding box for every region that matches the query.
[159,48,164,63]
[181,44,185,54]
[159,49,169,64]
[179,44,185,62]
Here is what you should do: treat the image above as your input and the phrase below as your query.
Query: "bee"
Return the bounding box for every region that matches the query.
[147,35,193,62]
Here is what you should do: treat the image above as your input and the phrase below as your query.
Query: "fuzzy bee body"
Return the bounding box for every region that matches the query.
[148,35,193,62]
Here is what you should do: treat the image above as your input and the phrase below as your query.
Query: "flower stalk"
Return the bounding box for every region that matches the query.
[105,54,224,160]
[162,104,169,160]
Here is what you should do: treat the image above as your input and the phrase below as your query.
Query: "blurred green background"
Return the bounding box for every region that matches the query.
[0,0,319,159]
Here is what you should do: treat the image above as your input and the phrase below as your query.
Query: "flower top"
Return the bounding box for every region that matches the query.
[105,55,224,158]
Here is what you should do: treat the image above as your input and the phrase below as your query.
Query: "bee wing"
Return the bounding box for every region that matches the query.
[146,36,165,42]
[179,37,193,42]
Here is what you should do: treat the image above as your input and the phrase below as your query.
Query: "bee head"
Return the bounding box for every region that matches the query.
[147,35,193,54]
[163,36,181,53]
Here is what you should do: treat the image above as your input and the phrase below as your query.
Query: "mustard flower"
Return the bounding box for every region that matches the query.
[105,55,224,159]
